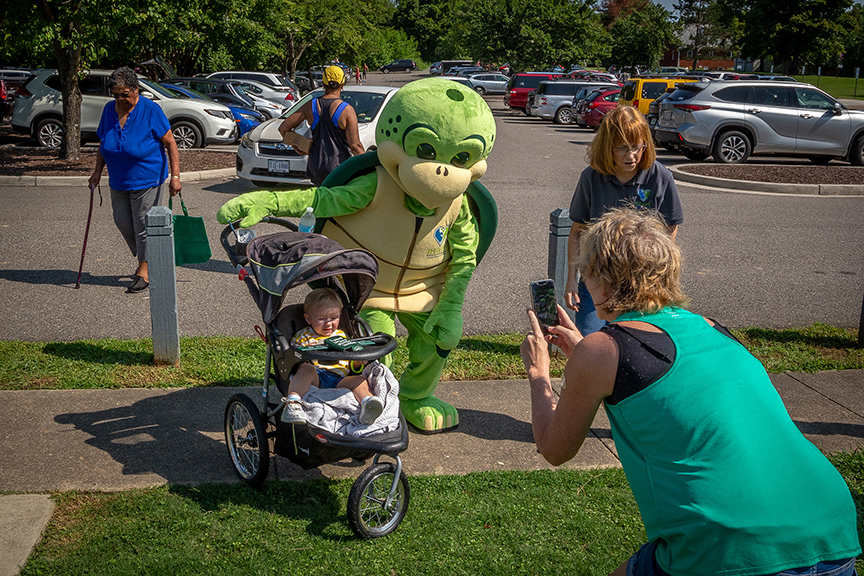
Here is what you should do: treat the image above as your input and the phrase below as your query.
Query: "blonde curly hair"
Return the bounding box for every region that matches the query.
[578,206,688,315]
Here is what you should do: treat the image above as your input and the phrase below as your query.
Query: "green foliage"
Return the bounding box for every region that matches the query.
[608,2,677,70]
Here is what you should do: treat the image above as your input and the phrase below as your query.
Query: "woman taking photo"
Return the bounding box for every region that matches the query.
[521,207,859,576]
[564,106,683,335]
[88,66,181,293]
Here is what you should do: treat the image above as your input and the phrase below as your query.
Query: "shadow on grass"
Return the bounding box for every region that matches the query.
[737,326,858,349]
[457,337,521,355]
[43,341,153,365]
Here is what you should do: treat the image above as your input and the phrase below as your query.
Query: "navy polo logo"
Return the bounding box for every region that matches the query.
[637,187,651,202]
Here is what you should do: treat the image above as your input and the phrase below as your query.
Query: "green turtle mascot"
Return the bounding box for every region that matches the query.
[217,78,497,433]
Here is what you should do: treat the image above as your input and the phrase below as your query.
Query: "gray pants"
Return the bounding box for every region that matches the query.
[110,184,164,262]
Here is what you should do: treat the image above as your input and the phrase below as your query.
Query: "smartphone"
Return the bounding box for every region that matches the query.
[530,279,559,331]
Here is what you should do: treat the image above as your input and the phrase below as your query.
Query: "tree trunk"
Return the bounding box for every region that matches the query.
[56,41,82,161]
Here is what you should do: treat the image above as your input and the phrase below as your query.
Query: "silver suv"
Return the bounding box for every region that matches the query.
[654,80,864,165]
[528,81,617,124]
[12,69,236,148]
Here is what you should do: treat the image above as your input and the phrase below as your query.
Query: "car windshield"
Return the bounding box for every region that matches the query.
[279,89,389,124]
[667,85,702,102]
[139,79,175,98]
[160,84,214,101]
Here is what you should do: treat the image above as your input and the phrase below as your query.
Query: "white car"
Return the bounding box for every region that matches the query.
[235,85,398,186]
[231,78,298,108]
[12,69,236,148]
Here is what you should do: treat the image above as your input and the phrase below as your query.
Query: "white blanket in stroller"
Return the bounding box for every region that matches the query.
[300,362,400,438]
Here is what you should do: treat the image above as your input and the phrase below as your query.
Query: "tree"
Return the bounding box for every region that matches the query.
[465,0,608,72]
[599,0,649,28]
[842,4,864,70]
[674,0,734,70]
[608,3,677,71]
[740,0,852,71]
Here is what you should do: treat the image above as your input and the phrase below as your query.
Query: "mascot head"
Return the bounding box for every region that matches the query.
[375,78,496,210]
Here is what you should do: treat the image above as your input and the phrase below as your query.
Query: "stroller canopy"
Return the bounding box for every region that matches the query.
[246,232,378,324]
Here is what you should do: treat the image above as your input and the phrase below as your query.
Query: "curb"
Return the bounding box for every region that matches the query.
[669,164,864,196]
[0,167,236,187]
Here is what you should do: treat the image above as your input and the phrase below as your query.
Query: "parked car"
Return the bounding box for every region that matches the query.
[1,80,14,120]
[159,83,264,140]
[235,85,399,186]
[565,70,619,83]
[466,73,510,95]
[379,59,417,74]
[207,70,294,89]
[654,79,864,165]
[528,81,617,124]
[0,69,33,90]
[162,77,285,119]
[443,76,475,90]
[226,78,297,107]
[756,75,798,82]
[579,88,621,130]
[449,66,485,77]
[12,69,236,148]
[618,76,700,114]
[504,72,563,114]
[646,88,676,141]
[429,62,442,75]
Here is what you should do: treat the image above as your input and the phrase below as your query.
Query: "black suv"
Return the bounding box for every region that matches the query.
[379,59,417,74]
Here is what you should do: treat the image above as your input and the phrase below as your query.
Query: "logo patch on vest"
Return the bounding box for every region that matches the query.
[434,226,449,245]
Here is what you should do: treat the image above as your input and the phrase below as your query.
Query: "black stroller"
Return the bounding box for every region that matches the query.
[219,217,410,539]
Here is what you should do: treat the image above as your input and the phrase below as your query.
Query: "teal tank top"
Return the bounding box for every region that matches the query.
[605,307,860,576]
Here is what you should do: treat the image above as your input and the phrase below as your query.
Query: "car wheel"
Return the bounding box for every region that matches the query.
[475,86,486,96]
[36,117,63,148]
[807,155,833,165]
[382,69,390,75]
[681,147,709,161]
[404,68,412,74]
[172,121,203,149]
[848,135,864,166]
[554,107,572,125]
[712,130,751,164]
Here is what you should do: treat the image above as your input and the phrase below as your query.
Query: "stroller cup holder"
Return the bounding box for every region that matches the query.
[220,218,410,539]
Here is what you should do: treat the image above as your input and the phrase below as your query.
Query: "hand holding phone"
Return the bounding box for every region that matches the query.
[530,279,559,331]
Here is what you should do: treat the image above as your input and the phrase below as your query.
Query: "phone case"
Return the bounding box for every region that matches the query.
[531,279,559,328]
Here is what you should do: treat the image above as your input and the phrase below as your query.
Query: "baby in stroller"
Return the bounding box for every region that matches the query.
[283,287,385,425]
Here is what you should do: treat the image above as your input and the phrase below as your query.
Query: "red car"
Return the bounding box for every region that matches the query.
[580,88,621,130]
[0,80,14,120]
[504,72,562,114]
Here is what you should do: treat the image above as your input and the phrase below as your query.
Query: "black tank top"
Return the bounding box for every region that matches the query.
[306,97,352,186]
[602,320,739,405]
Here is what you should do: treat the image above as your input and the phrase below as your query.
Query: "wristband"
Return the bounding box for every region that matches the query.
[171,176,180,180]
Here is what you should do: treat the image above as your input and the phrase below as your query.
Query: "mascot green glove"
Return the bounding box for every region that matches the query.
[218,78,496,433]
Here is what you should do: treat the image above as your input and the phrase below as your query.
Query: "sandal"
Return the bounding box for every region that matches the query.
[126,275,149,293]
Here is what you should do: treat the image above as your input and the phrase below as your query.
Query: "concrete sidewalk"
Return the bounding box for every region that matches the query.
[2,370,863,575]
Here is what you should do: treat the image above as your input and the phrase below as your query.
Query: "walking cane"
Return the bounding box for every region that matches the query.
[75,183,101,289]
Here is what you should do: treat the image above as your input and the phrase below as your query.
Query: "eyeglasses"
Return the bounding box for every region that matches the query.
[613,143,647,155]
[112,89,135,99]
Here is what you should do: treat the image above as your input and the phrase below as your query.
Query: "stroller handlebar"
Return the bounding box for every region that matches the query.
[220,217,299,268]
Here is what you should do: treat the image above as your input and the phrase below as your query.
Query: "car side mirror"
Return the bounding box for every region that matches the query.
[833,102,842,114]
[140,90,155,100]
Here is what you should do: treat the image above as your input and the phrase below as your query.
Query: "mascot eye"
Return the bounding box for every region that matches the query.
[451,152,470,167]
[416,143,437,160]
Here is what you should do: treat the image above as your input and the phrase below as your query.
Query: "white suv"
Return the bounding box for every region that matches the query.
[12,69,236,148]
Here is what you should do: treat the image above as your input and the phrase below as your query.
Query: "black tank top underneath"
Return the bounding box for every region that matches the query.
[306,97,352,186]
[602,321,738,405]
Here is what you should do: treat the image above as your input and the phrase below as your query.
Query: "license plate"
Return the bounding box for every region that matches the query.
[268,160,292,173]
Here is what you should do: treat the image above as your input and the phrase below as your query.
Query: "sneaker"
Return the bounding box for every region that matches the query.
[359,396,384,425]
[281,396,306,424]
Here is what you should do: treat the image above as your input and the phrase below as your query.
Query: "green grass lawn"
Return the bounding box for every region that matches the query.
[795,74,864,100]
[17,450,864,576]
[0,324,860,390]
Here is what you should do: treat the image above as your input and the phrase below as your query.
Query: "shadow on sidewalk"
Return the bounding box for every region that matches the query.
[0,268,127,287]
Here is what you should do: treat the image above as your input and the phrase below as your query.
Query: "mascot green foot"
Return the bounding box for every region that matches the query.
[400,396,459,434]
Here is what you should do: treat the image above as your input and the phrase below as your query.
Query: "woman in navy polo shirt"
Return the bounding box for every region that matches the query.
[88,67,181,293]
[564,106,683,335]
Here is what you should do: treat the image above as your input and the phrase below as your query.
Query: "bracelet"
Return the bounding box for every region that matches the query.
[171,176,180,179]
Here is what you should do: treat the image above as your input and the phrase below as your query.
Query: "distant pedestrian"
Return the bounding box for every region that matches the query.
[362,63,368,80]
[355,66,361,85]
[87,66,181,294]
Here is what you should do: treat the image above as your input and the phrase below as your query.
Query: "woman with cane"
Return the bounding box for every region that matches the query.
[87,66,181,293]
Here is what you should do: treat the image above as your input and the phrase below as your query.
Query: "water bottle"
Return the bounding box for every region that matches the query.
[298,206,315,233]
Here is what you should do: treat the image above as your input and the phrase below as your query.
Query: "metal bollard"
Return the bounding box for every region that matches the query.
[145,206,181,366]
[548,208,575,323]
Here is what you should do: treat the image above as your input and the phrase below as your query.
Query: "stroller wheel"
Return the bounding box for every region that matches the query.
[347,462,410,539]
[224,394,270,487]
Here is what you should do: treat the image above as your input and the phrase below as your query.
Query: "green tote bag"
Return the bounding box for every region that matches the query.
[168,193,211,265]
